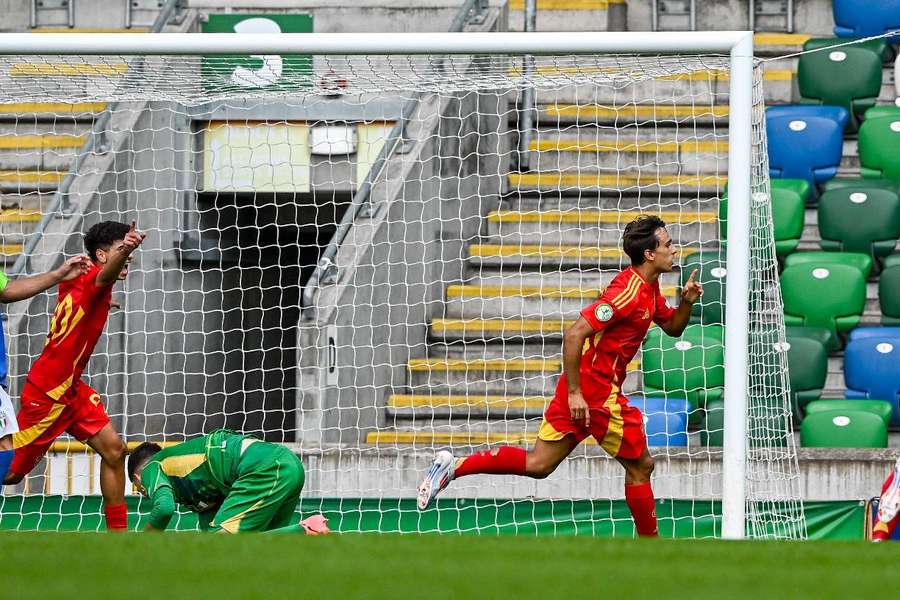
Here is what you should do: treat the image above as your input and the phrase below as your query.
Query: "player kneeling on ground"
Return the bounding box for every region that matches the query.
[128,429,329,534]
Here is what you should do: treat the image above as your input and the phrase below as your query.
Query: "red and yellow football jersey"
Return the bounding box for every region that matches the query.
[579,267,675,391]
[26,264,113,403]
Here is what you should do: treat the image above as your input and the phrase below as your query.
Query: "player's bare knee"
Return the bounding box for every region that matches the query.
[526,456,556,479]
[637,454,654,479]
[4,472,23,485]
[101,440,128,467]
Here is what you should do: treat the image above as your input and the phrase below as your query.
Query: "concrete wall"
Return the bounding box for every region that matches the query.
[626,0,835,34]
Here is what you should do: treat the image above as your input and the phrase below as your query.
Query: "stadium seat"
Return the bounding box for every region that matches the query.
[784,250,873,279]
[804,399,894,427]
[824,177,900,194]
[783,332,828,418]
[781,259,867,350]
[800,410,887,448]
[858,112,900,181]
[844,328,900,425]
[862,106,900,122]
[848,326,900,341]
[641,324,724,411]
[701,399,724,447]
[833,0,900,42]
[720,179,806,259]
[680,252,726,325]
[880,263,900,325]
[798,38,884,130]
[817,187,900,263]
[766,105,849,192]
[785,325,834,348]
[628,397,689,447]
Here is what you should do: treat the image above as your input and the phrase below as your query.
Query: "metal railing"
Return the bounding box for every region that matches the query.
[300,0,489,318]
[10,0,183,278]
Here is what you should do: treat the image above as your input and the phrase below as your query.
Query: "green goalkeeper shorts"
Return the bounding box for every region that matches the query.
[210,441,305,533]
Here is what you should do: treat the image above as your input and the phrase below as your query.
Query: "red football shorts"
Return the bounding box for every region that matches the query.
[539,374,647,459]
[9,381,110,479]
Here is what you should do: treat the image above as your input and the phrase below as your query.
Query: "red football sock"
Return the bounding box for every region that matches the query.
[625,481,658,537]
[453,446,526,478]
[873,472,898,541]
[104,502,128,532]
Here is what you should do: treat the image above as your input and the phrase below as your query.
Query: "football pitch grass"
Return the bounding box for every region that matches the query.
[5,532,899,599]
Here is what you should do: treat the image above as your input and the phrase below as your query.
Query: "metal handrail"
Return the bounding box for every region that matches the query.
[9,0,182,277]
[300,0,488,318]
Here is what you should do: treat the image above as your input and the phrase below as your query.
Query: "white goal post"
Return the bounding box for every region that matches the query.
[0,30,781,540]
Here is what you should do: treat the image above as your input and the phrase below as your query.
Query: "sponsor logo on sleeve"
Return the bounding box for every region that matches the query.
[594,303,614,322]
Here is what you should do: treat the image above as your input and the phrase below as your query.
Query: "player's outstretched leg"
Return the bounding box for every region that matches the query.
[873,457,900,542]
[417,438,576,509]
[617,449,658,537]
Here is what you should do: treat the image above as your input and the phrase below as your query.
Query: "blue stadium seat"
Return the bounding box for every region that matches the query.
[628,397,689,447]
[833,0,900,42]
[844,328,900,425]
[766,105,849,193]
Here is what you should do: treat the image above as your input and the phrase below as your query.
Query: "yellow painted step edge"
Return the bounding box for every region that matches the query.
[545,104,730,119]
[0,134,86,149]
[433,318,569,333]
[0,171,66,184]
[366,431,600,446]
[0,244,24,255]
[389,394,550,409]
[0,209,42,223]
[511,66,793,81]
[508,172,728,188]
[487,209,718,224]
[408,357,639,371]
[469,244,700,260]
[753,33,811,47]
[10,63,128,77]
[529,138,726,154]
[446,284,678,299]
[0,102,106,114]
[49,440,177,453]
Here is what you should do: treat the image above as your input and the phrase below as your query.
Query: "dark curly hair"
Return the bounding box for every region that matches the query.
[83,221,132,261]
[622,215,667,265]
[127,442,163,482]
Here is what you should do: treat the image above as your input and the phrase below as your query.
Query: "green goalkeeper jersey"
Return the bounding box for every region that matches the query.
[140,429,258,530]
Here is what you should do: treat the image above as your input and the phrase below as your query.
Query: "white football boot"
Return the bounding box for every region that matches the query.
[416,450,455,510]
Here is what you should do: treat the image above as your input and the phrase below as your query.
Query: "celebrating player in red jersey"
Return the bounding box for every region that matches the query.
[417,215,703,537]
[4,221,146,531]
[872,458,900,542]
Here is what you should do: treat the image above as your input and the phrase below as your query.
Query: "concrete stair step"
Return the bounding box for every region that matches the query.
[507,171,725,196]
[536,103,729,126]
[386,394,550,419]
[499,193,715,212]
[0,102,105,121]
[486,208,718,246]
[443,283,678,321]
[468,241,705,269]
[406,355,640,396]
[0,193,52,211]
[507,0,617,32]
[0,170,64,193]
[0,209,42,244]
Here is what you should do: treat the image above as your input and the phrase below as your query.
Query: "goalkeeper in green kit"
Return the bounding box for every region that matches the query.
[127,429,330,534]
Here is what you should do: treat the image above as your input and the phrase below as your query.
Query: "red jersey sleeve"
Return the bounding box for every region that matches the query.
[580,273,642,332]
[652,284,676,325]
[78,264,113,302]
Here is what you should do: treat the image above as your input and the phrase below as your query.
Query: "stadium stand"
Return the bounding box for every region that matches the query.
[844,328,900,425]
[798,38,885,130]
[766,105,848,192]
[784,250,873,279]
[680,252,726,325]
[784,332,828,419]
[641,324,725,412]
[805,399,894,427]
[880,261,900,325]
[801,410,888,448]
[859,109,900,180]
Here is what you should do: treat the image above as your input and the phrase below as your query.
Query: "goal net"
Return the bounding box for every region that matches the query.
[0,37,804,538]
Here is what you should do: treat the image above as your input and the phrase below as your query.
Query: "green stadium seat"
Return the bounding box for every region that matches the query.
[800,410,887,448]
[817,187,900,263]
[642,324,724,412]
[858,111,900,181]
[720,179,806,259]
[781,259,867,350]
[823,177,900,194]
[886,254,900,268]
[863,106,900,122]
[701,399,724,446]
[783,332,828,418]
[680,252,726,325]
[804,399,894,427]
[881,262,900,325]
[784,250,873,279]
[798,38,885,130]
[785,325,834,348]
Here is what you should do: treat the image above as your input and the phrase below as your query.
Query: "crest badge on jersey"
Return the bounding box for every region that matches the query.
[595,303,614,322]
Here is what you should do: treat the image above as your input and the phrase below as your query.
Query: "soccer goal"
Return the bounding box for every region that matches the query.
[0,30,803,539]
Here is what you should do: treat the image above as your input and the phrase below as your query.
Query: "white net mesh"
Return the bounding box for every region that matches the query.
[0,49,803,537]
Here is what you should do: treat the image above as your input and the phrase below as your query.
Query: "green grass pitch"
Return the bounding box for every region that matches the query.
[4,532,899,598]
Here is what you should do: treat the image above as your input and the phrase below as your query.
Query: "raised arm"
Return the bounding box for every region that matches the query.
[658,269,703,337]
[0,256,91,303]
[96,221,146,288]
